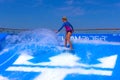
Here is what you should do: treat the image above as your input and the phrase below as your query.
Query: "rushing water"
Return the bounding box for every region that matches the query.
[0,29,120,80]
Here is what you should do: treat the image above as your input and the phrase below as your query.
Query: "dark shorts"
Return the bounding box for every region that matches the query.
[66,30,72,33]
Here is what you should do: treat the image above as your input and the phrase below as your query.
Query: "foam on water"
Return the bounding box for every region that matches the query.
[0,75,8,80]
[0,29,120,80]
[2,29,61,56]
[1,28,120,56]
[0,29,120,64]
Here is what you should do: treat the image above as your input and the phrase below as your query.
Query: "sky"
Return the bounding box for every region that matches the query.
[0,0,120,29]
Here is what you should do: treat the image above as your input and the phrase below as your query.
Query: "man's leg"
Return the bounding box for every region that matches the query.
[67,32,72,49]
[65,34,67,47]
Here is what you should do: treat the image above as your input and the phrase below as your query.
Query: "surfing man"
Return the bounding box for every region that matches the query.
[56,16,74,49]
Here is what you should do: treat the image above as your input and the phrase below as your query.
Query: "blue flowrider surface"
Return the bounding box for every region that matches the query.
[0,30,120,80]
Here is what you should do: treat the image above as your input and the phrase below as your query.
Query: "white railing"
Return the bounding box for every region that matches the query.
[0,28,120,34]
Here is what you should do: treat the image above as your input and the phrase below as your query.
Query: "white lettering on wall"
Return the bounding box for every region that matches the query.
[60,35,107,41]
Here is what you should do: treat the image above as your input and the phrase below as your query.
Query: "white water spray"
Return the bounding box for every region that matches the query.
[4,29,60,55]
